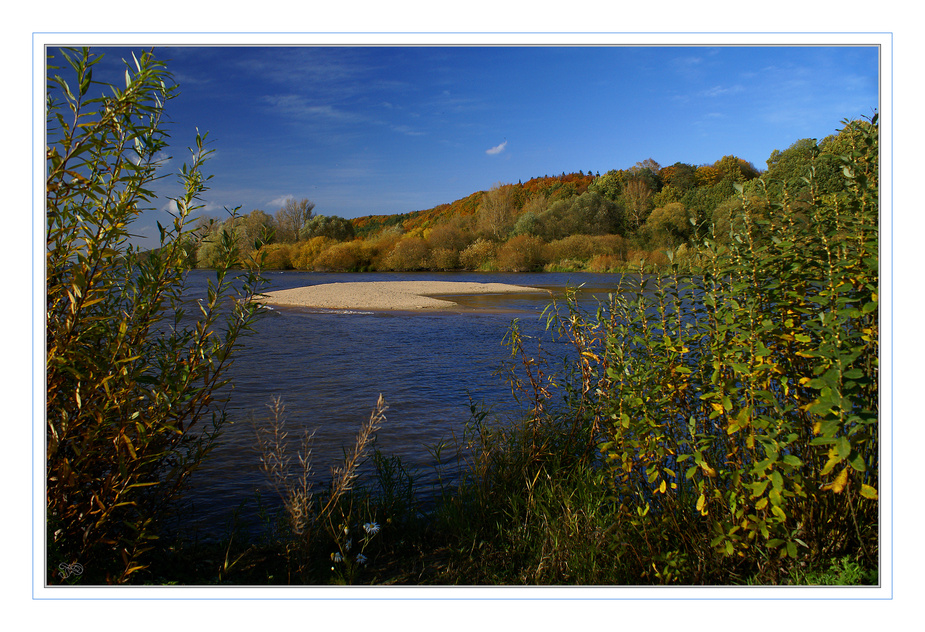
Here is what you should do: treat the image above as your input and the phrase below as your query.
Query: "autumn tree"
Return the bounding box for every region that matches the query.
[383,236,431,271]
[426,222,471,252]
[622,175,655,230]
[477,183,519,241]
[275,197,315,242]
[695,165,724,187]
[496,234,547,271]
[658,162,698,192]
[241,209,276,247]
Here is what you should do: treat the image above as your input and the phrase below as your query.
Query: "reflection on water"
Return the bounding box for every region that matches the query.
[178,270,628,538]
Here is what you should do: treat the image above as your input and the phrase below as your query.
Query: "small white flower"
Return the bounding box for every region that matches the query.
[363,522,380,535]
[331,552,343,563]
[356,553,367,565]
[345,539,353,551]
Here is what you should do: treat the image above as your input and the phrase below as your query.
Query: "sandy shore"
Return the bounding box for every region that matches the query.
[259,280,550,311]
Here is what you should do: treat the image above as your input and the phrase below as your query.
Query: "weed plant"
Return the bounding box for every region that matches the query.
[253,394,430,584]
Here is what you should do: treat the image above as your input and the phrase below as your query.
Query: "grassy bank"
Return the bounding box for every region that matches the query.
[137,385,877,586]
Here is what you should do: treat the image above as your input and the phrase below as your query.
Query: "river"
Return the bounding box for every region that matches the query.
[177,270,629,539]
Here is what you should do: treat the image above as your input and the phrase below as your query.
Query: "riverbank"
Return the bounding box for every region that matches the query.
[259,280,550,311]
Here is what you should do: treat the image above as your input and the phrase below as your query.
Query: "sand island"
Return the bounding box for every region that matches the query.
[259,280,550,311]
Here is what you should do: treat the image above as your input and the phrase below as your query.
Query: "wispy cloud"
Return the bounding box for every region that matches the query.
[673,55,703,69]
[486,140,508,155]
[391,124,425,137]
[261,94,361,123]
[700,84,746,98]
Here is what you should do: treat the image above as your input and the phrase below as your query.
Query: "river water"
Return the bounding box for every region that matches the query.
[178,270,629,539]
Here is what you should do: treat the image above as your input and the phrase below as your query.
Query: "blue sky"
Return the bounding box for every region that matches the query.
[64,44,878,247]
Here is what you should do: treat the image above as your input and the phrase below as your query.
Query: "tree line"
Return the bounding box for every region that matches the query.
[187,125,871,274]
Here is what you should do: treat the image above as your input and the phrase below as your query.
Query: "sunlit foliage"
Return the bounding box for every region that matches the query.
[46,48,266,583]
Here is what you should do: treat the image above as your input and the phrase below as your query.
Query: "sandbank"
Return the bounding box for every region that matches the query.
[259,280,550,311]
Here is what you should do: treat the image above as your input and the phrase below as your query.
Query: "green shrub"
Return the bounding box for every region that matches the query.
[300,214,356,242]
[46,48,266,583]
[540,115,879,582]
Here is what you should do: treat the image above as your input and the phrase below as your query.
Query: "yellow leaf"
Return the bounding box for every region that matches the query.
[121,434,137,459]
[812,421,822,435]
[658,480,667,494]
[696,494,706,512]
[860,484,878,500]
[711,402,725,413]
[822,467,849,494]
[700,462,717,478]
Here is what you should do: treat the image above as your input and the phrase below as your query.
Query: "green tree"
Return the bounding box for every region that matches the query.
[588,169,626,202]
[681,178,737,228]
[642,202,695,247]
[658,162,698,192]
[300,214,356,242]
[46,48,265,583]
[712,154,761,183]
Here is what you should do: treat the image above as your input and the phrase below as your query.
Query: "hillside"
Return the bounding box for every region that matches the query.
[189,117,875,274]
[350,172,595,238]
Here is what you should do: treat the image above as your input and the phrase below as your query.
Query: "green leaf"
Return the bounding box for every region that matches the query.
[782,454,802,468]
[770,470,784,492]
[836,436,851,460]
[848,451,867,472]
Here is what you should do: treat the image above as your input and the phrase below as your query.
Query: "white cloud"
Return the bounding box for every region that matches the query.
[486,140,508,155]
[267,195,295,210]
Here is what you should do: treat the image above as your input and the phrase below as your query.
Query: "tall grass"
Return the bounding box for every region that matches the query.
[254,395,389,583]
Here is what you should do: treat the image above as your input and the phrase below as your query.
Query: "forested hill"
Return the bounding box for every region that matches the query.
[189,116,876,273]
[350,172,595,238]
